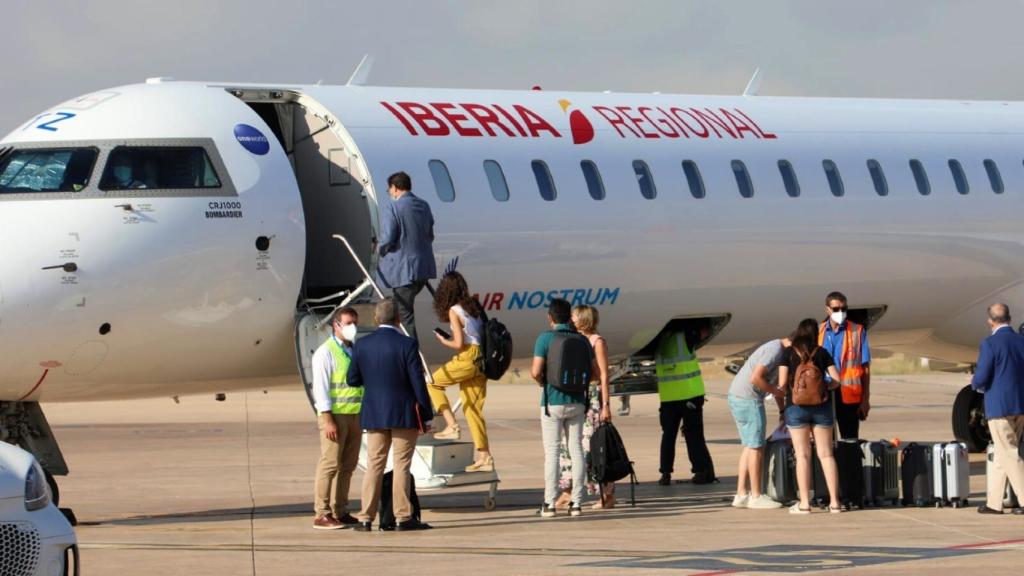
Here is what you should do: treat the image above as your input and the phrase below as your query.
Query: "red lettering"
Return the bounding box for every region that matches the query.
[616,106,658,139]
[689,108,737,139]
[488,292,504,311]
[735,108,778,139]
[656,107,689,138]
[669,107,710,138]
[461,104,516,137]
[431,103,482,137]
[380,101,418,135]
[492,104,527,137]
[514,105,561,138]
[640,106,679,138]
[592,106,641,137]
[719,108,759,139]
[396,102,449,136]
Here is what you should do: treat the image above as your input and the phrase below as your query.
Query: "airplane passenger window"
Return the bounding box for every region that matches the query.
[532,160,557,201]
[581,160,605,200]
[483,160,510,202]
[633,160,657,199]
[867,159,888,196]
[682,160,705,199]
[731,160,754,198]
[909,159,930,195]
[822,160,844,197]
[0,148,98,193]
[948,159,969,195]
[984,160,1004,194]
[428,160,456,202]
[99,147,221,191]
[778,160,800,198]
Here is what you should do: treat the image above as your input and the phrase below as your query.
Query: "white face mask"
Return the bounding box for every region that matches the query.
[830,311,847,325]
[340,323,358,343]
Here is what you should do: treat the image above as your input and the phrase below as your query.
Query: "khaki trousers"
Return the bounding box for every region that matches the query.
[986,415,1024,510]
[359,428,418,523]
[314,413,362,517]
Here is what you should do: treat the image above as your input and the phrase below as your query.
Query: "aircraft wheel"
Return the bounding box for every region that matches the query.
[952,385,989,452]
[484,496,497,511]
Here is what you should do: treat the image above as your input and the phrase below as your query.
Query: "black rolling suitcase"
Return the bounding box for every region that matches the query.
[762,438,797,505]
[900,442,935,507]
[812,439,865,509]
[862,440,900,506]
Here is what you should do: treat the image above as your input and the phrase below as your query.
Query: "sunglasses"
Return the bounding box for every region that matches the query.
[829,306,848,312]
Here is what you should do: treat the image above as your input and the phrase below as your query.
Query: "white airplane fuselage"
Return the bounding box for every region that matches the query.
[0,81,1016,402]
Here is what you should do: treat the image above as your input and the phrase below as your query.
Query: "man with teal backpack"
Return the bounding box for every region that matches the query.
[310,307,363,530]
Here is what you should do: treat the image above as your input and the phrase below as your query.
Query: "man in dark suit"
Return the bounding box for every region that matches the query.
[376,171,436,342]
[348,298,435,531]
[972,303,1024,515]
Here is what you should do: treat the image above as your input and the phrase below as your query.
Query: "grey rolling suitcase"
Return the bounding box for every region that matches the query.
[862,440,900,506]
[762,439,797,505]
[985,443,1020,509]
[933,442,970,508]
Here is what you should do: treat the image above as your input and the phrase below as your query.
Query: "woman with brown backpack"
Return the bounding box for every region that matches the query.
[777,318,842,514]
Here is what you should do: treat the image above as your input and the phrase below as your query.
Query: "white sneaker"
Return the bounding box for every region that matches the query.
[731,494,750,508]
[747,494,783,509]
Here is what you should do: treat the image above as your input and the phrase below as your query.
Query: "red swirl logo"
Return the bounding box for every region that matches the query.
[559,100,594,145]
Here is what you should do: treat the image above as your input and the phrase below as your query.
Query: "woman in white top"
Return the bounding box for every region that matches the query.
[428,272,493,472]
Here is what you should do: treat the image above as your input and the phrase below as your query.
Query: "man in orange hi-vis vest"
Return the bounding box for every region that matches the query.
[817,291,872,439]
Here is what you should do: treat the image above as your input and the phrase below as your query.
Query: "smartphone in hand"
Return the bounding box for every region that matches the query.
[433,327,452,340]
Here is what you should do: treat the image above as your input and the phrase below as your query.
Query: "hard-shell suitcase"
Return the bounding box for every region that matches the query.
[812,439,865,509]
[862,440,900,506]
[933,442,970,508]
[985,443,1020,509]
[762,439,797,505]
[901,443,934,507]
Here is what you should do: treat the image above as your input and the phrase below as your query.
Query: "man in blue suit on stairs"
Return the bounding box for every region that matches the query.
[348,298,435,531]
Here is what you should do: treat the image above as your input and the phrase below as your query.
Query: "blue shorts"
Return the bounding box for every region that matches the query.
[728,395,767,448]
[785,398,834,429]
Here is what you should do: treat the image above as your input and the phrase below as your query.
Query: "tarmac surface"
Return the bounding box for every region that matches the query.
[45,373,1024,575]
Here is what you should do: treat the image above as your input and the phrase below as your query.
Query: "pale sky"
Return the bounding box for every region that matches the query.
[5,0,1024,132]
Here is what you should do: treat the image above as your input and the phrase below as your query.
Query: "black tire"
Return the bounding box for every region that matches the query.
[44,470,60,507]
[952,385,990,453]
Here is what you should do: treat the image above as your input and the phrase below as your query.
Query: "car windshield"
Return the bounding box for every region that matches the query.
[0,148,98,193]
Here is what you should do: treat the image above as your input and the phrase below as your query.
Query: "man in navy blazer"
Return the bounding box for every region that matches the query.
[347,298,435,531]
[376,171,436,342]
[971,303,1024,515]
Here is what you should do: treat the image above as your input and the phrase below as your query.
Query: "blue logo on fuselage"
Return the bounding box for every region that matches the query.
[234,124,270,155]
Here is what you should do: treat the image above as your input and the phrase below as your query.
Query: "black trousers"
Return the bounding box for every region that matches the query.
[659,396,714,476]
[391,281,426,342]
[834,391,861,440]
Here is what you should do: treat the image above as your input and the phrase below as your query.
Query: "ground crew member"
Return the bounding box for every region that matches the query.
[656,325,716,485]
[818,291,871,440]
[311,306,363,530]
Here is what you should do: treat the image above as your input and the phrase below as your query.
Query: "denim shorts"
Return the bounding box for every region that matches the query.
[785,398,834,429]
[728,395,767,448]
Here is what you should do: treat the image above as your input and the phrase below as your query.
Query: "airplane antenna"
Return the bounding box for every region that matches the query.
[346,54,375,86]
[743,67,762,97]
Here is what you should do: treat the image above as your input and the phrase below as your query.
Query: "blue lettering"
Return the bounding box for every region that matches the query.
[546,290,559,306]
[526,291,546,309]
[508,291,528,310]
[599,287,621,306]
[571,289,586,306]
[584,288,601,305]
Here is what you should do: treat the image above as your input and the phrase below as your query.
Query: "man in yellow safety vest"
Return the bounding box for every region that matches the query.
[311,306,364,530]
[656,326,716,486]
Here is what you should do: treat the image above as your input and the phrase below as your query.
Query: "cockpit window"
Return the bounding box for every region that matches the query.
[0,148,98,193]
[99,147,221,191]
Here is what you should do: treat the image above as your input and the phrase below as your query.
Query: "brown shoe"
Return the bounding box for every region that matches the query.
[465,454,494,473]
[313,515,344,530]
